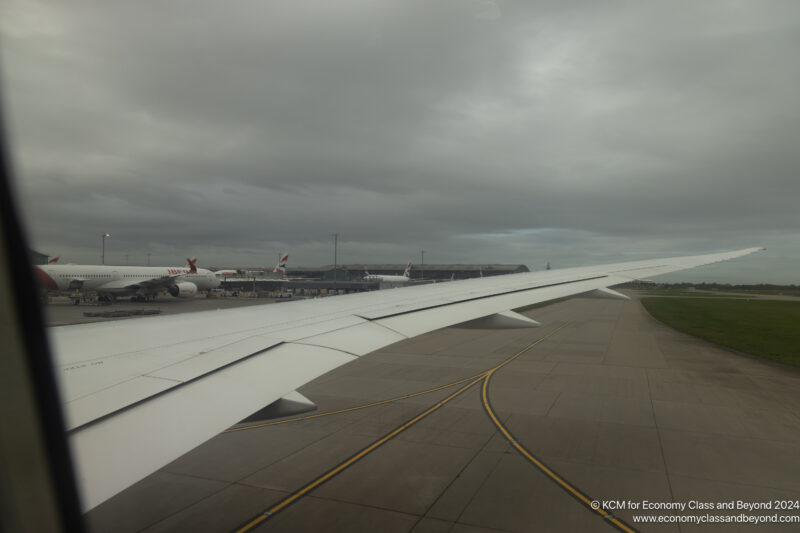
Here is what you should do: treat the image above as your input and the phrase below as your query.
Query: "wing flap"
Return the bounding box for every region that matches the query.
[294,320,408,356]
[146,335,282,382]
[60,334,283,431]
[56,332,260,400]
[65,376,178,430]
[272,314,369,343]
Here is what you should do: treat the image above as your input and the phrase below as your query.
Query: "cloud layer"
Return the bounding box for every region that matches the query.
[3,1,799,282]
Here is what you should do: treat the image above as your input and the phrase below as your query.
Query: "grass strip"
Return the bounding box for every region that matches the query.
[641,297,800,367]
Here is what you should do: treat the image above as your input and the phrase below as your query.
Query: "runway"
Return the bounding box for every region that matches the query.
[82,295,800,532]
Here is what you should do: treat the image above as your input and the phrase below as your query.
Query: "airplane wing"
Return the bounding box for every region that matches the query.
[65,277,88,290]
[49,247,762,510]
[126,274,185,292]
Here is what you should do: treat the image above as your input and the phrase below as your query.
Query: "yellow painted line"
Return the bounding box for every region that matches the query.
[480,354,637,532]
[233,324,572,531]
[489,322,571,372]
[234,376,484,533]
[227,323,569,434]
[224,375,481,433]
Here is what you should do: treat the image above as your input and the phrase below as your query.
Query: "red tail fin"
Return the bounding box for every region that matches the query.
[273,252,289,275]
[187,257,197,273]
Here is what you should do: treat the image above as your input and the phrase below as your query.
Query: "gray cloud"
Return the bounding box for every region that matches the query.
[2,0,799,282]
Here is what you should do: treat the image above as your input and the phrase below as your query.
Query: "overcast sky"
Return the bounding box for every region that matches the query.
[2,0,798,282]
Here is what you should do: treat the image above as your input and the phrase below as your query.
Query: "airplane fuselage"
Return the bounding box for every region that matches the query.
[364,274,409,283]
[364,261,412,283]
[34,264,220,297]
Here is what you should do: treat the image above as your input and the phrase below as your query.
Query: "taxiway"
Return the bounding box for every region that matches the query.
[78,294,800,532]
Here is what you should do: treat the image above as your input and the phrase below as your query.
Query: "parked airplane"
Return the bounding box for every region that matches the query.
[46,247,762,510]
[215,253,292,281]
[364,261,412,282]
[34,257,220,302]
[213,268,240,279]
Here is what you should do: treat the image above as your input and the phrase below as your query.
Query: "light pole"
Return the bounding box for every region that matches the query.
[420,250,425,280]
[101,233,110,265]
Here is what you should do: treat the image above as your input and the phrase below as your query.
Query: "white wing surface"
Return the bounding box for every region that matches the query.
[49,247,762,510]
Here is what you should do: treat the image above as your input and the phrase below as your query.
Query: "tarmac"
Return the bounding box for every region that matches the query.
[61,293,800,532]
[42,295,285,326]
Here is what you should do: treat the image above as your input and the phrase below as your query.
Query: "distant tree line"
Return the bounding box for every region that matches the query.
[617,281,798,291]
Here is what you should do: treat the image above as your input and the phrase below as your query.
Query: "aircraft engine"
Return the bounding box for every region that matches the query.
[168,282,198,298]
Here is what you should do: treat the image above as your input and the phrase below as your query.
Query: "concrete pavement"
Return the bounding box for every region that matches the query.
[82,295,800,532]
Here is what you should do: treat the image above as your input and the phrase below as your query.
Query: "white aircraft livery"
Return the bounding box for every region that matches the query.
[214,269,239,279]
[35,257,220,301]
[214,253,291,281]
[47,248,762,510]
[364,261,412,282]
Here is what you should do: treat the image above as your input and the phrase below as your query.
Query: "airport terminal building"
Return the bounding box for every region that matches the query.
[283,263,530,281]
[218,264,530,296]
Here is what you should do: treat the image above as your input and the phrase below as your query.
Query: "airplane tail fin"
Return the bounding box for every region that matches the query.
[273,252,289,276]
[187,257,198,274]
[48,256,60,264]
[404,261,412,278]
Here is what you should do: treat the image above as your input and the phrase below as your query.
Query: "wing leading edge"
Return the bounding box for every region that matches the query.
[49,247,762,510]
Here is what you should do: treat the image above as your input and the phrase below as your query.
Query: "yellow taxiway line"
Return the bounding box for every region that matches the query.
[233,325,567,531]
[234,322,635,532]
[224,375,480,433]
[233,376,483,532]
[226,323,570,434]
[480,347,638,532]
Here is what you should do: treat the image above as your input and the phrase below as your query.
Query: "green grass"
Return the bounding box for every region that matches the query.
[636,288,800,298]
[726,290,800,297]
[641,298,800,367]
[635,289,741,298]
